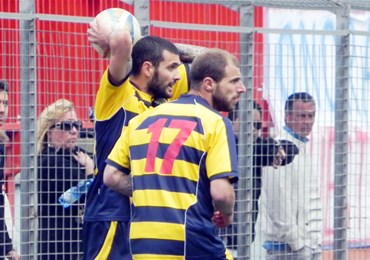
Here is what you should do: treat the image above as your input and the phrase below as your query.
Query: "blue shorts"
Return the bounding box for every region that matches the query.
[83,221,131,260]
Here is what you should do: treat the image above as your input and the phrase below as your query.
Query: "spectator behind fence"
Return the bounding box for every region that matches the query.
[104,48,246,259]
[36,99,94,259]
[258,92,322,259]
[0,80,20,260]
[225,101,298,251]
[250,101,299,242]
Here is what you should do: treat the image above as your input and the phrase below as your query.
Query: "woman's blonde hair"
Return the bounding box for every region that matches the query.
[37,99,74,154]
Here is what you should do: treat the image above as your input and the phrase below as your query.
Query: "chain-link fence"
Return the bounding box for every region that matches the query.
[1,0,369,259]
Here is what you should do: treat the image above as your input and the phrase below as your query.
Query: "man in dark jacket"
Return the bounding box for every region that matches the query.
[251,101,299,242]
[0,80,20,259]
[224,101,299,250]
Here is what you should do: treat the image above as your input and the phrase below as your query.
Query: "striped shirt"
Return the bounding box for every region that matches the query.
[107,94,238,259]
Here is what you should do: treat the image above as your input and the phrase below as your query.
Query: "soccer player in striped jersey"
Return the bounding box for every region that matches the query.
[83,23,189,259]
[104,48,246,259]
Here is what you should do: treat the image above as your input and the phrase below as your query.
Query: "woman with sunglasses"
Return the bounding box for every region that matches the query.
[36,99,94,259]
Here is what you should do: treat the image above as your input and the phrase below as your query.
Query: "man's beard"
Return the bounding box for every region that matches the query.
[148,70,171,99]
[212,86,234,112]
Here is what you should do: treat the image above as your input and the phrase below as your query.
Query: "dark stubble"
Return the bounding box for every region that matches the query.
[148,69,171,99]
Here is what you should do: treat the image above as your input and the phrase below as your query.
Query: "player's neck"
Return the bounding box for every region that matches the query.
[129,76,149,94]
[188,89,212,107]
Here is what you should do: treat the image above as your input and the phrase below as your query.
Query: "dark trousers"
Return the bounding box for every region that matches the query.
[0,192,13,259]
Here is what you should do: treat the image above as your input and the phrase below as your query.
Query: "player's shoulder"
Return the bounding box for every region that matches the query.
[99,69,133,91]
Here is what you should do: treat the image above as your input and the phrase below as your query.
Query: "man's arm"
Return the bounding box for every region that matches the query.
[254,138,300,168]
[103,164,132,197]
[108,28,133,83]
[210,178,235,228]
[87,22,132,83]
[174,43,205,63]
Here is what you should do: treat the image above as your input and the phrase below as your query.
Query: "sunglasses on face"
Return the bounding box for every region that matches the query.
[254,121,262,130]
[51,120,82,131]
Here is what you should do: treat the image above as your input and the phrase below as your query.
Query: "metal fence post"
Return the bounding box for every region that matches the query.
[333,3,350,260]
[19,0,38,258]
[237,3,255,259]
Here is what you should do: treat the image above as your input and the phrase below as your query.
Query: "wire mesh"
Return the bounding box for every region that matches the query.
[0,0,369,259]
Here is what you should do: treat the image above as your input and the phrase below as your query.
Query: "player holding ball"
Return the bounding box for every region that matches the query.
[83,8,190,259]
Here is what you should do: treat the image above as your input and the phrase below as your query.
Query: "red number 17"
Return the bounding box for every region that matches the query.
[145,118,197,174]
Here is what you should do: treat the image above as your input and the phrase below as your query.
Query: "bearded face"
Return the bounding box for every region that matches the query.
[212,84,236,112]
[148,69,172,99]
[148,50,181,100]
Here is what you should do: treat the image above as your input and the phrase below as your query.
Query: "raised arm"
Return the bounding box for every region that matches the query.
[87,21,133,83]
[174,43,205,63]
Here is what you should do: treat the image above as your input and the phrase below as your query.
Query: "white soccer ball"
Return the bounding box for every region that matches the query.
[91,8,142,56]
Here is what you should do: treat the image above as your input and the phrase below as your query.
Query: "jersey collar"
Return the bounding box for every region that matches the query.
[283,126,309,143]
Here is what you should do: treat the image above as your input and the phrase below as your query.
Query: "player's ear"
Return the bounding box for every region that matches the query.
[142,61,154,78]
[203,77,214,92]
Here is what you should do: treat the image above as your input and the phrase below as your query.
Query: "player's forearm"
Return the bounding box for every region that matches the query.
[109,30,133,82]
[174,43,205,63]
[211,179,235,216]
[103,165,132,197]
[114,174,132,197]
[213,194,235,216]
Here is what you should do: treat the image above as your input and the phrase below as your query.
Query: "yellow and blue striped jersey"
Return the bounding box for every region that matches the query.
[107,94,238,259]
[84,64,189,222]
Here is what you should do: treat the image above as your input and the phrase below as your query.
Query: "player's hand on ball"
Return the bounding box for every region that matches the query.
[212,211,232,228]
[87,22,110,58]
[108,29,133,57]
[89,8,142,58]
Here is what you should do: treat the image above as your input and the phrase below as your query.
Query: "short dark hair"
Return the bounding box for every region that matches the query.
[190,48,239,90]
[0,80,9,92]
[131,35,179,76]
[284,92,315,112]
